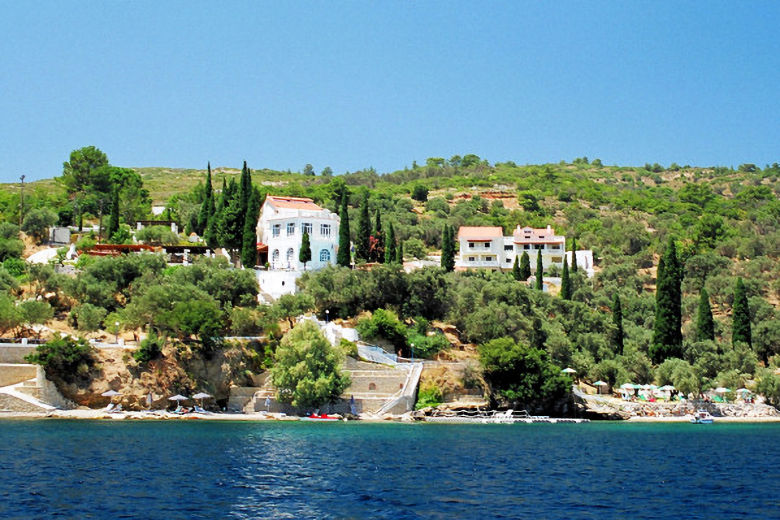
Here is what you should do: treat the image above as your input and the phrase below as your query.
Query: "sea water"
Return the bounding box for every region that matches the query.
[0,420,777,519]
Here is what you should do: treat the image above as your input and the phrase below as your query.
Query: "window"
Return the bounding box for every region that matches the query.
[468,242,475,248]
[272,249,280,264]
[272,224,281,238]
[302,222,312,235]
[286,248,294,266]
[551,245,560,250]
[523,244,530,250]
[319,249,331,262]
[320,223,331,237]
[504,245,513,251]
[286,223,295,236]
[485,256,493,262]
[468,256,476,262]
[534,244,542,250]
[551,256,563,263]
[483,242,490,249]
[505,258,512,263]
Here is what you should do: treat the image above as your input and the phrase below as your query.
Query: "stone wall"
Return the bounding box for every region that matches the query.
[0,364,37,387]
[0,345,37,364]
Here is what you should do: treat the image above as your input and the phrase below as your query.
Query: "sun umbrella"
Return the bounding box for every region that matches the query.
[168,394,189,401]
[714,387,730,393]
[593,381,608,386]
[736,388,750,394]
[620,383,635,390]
[101,390,122,397]
[659,385,675,391]
[192,392,212,400]
[562,368,577,374]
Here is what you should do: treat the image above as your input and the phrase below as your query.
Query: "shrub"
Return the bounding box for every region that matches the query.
[22,208,58,244]
[133,332,163,364]
[415,381,443,409]
[25,334,95,385]
[70,303,108,332]
[356,308,407,351]
[404,237,427,259]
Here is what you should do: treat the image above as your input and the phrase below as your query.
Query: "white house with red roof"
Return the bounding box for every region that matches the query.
[257,196,340,271]
[456,224,592,276]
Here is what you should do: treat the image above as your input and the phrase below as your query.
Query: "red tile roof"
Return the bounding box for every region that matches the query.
[265,196,322,210]
[458,226,503,240]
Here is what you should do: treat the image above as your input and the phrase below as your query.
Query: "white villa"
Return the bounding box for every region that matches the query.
[456,225,593,276]
[257,196,340,271]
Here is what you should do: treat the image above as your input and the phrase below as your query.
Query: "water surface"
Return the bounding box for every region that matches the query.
[0,420,777,519]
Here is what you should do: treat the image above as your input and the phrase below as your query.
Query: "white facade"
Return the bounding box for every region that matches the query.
[257,196,340,271]
[456,225,568,272]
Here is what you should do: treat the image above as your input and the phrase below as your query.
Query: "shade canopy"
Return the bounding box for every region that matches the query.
[168,394,189,401]
[714,387,730,393]
[593,381,608,386]
[192,392,212,399]
[101,390,122,397]
[620,383,635,390]
[562,368,577,374]
[659,385,675,391]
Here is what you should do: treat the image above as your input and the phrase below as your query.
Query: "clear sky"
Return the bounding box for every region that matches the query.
[2,1,778,182]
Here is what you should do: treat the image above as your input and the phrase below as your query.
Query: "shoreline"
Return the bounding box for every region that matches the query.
[2,409,780,423]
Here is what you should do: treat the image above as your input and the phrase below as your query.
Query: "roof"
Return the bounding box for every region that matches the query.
[458,226,503,240]
[265,196,322,211]
[513,225,565,244]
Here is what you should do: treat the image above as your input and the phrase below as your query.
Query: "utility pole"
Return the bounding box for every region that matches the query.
[19,175,25,227]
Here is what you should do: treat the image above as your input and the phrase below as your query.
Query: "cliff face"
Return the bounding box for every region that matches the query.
[53,343,259,410]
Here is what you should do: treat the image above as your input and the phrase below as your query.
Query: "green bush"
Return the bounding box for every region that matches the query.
[25,334,95,384]
[2,257,26,277]
[415,381,443,409]
[133,332,163,364]
[70,303,108,332]
[356,308,407,351]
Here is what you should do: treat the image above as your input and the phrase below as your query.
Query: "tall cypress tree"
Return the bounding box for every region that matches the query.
[206,178,227,249]
[373,208,384,263]
[239,161,251,216]
[560,256,571,300]
[355,192,371,261]
[651,238,683,363]
[441,225,455,272]
[535,249,544,290]
[336,193,351,267]
[299,231,312,270]
[695,287,715,342]
[240,187,261,268]
[530,315,546,351]
[570,238,578,273]
[732,277,752,347]
[197,162,214,235]
[396,240,404,264]
[519,251,531,280]
[612,293,624,355]
[385,221,396,264]
[512,255,521,280]
[219,178,243,252]
[107,188,120,239]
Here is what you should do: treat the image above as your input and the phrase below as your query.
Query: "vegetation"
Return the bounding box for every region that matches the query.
[270,320,350,409]
[25,334,96,385]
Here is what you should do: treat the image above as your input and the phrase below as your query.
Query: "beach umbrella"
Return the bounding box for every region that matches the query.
[562,367,577,374]
[168,394,189,402]
[101,390,122,397]
[620,383,634,390]
[714,387,730,393]
[593,381,608,394]
[192,392,212,400]
[736,388,750,394]
[659,385,675,391]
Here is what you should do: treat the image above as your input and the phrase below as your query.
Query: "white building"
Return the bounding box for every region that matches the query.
[257,196,340,271]
[456,224,593,276]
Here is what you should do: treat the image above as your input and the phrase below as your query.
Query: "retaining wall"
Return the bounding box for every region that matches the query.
[0,364,37,387]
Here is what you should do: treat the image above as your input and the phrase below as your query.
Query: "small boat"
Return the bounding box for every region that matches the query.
[301,413,340,422]
[690,410,714,424]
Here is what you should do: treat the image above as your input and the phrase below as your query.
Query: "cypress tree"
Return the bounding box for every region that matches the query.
[732,277,752,347]
[511,255,521,280]
[560,256,571,300]
[355,192,371,261]
[336,193,351,267]
[441,225,455,272]
[239,161,251,216]
[530,315,546,351]
[385,221,396,264]
[240,187,261,268]
[219,178,243,252]
[396,240,404,264]
[570,238,578,273]
[197,162,214,235]
[206,178,227,249]
[299,231,312,270]
[651,238,683,363]
[535,249,544,290]
[519,251,531,280]
[107,188,120,240]
[612,293,624,355]
[373,208,384,263]
[695,287,715,342]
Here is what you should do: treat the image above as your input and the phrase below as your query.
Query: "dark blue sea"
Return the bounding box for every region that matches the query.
[0,420,778,519]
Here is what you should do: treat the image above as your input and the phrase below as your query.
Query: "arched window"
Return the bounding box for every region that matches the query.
[319,249,331,262]
[286,248,294,267]
[368,383,376,391]
[272,249,280,266]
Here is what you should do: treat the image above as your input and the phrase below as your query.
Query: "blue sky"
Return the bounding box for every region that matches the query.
[2,2,778,182]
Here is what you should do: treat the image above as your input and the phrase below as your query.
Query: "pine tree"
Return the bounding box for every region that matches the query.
[385,221,396,264]
[519,251,531,280]
[732,277,752,347]
[535,249,543,290]
[107,188,120,239]
[570,238,578,273]
[695,287,715,342]
[560,256,571,299]
[299,230,312,270]
[512,255,521,280]
[196,162,214,235]
[355,192,371,261]
[441,225,455,272]
[240,187,261,268]
[373,208,384,263]
[651,238,683,363]
[336,193,351,267]
[612,293,624,355]
[396,240,404,264]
